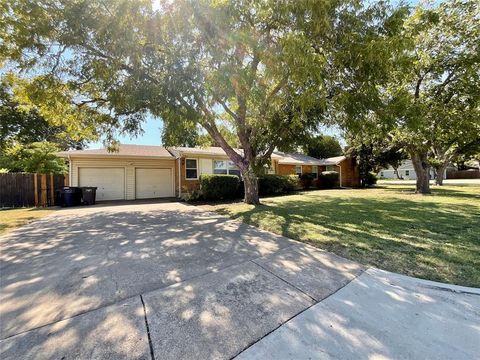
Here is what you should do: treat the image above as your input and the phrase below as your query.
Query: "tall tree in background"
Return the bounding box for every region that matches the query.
[304,135,343,160]
[1,0,401,203]
[385,0,479,192]
[341,0,479,193]
[0,78,88,150]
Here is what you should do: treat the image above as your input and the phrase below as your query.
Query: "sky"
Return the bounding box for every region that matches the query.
[88,114,164,148]
[87,115,345,149]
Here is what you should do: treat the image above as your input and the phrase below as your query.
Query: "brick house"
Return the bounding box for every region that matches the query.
[58,145,359,201]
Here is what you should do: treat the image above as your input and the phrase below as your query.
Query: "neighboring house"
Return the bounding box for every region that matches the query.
[58,144,359,201]
[378,159,454,180]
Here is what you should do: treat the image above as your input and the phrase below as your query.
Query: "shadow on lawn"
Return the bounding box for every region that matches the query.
[220,195,480,287]
[378,185,480,200]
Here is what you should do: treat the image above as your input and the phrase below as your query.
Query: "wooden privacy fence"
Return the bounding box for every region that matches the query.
[0,173,68,208]
[446,169,480,179]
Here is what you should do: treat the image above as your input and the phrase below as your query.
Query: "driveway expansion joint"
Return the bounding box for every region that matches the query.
[250,259,318,303]
[140,295,155,360]
[233,260,365,359]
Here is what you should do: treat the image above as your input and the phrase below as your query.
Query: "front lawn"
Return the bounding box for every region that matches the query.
[211,185,480,287]
[0,208,56,235]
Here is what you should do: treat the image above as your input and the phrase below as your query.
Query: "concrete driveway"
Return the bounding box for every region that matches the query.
[1,202,478,359]
[0,202,362,359]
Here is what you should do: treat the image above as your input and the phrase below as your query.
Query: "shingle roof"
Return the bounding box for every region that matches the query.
[275,151,328,165]
[170,146,284,159]
[317,155,346,166]
[58,144,344,165]
[169,146,244,157]
[57,144,174,158]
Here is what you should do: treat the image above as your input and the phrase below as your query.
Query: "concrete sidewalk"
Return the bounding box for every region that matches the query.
[236,268,480,360]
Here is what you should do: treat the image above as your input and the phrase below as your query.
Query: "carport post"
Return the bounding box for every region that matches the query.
[338,164,342,187]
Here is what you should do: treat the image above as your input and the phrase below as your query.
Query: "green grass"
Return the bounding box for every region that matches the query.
[212,185,480,287]
[0,208,56,235]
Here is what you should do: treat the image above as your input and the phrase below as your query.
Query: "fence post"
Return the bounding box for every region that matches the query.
[34,173,39,207]
[50,173,55,205]
[40,174,47,207]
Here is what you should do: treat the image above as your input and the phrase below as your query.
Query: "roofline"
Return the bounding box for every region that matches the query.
[56,153,174,160]
[278,161,325,166]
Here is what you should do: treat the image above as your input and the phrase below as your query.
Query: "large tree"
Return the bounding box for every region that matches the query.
[1,0,402,203]
[342,0,479,193]
[388,0,479,192]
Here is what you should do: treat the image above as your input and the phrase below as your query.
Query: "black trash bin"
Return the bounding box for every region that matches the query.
[81,187,97,205]
[62,187,82,207]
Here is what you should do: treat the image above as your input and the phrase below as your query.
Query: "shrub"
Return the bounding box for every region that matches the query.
[180,188,203,202]
[300,172,316,189]
[318,171,339,189]
[259,174,298,196]
[200,174,240,201]
[365,172,378,187]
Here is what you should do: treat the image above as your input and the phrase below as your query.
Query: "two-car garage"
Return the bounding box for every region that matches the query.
[65,144,178,201]
[78,167,174,201]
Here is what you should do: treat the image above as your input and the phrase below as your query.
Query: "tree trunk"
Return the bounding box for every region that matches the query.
[394,167,401,179]
[410,151,431,194]
[243,169,259,204]
[435,163,448,186]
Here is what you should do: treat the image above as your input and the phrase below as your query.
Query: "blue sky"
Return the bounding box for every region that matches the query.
[88,114,164,148]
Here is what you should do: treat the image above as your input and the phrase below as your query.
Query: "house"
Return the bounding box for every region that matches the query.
[378,159,452,180]
[58,144,359,201]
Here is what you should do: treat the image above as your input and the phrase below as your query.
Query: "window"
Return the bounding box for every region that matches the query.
[214,160,241,177]
[295,165,302,176]
[326,165,337,171]
[185,159,198,179]
[228,161,241,177]
[213,160,228,174]
[312,165,318,178]
[405,170,410,176]
[380,171,384,177]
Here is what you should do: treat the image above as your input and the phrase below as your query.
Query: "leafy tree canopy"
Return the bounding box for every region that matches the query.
[1,0,408,202]
[343,0,480,192]
[0,77,89,150]
[0,142,67,174]
[303,135,343,160]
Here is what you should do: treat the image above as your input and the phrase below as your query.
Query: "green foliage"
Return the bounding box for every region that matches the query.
[258,175,298,196]
[200,174,239,201]
[0,142,67,174]
[304,135,343,160]
[299,172,316,190]
[0,0,403,203]
[0,78,89,150]
[342,0,480,192]
[180,188,203,202]
[318,171,339,189]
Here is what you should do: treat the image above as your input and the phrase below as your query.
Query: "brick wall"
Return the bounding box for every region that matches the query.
[277,164,296,175]
[339,157,360,187]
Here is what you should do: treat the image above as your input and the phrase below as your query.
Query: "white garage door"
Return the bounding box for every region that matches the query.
[135,168,173,199]
[78,167,125,201]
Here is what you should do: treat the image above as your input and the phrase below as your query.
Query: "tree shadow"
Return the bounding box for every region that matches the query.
[0,204,294,340]
[222,194,480,287]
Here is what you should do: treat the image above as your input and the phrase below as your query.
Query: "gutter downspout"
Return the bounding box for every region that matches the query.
[68,155,72,186]
[178,156,181,198]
